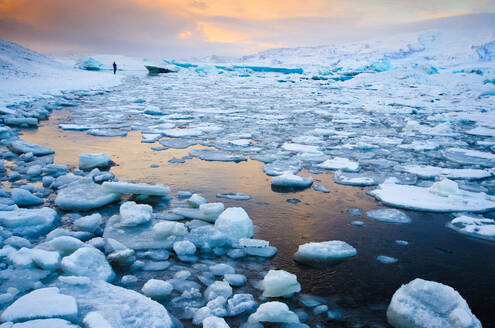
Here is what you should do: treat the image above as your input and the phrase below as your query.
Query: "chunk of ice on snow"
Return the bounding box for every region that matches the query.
[293,241,357,266]
[248,301,299,324]
[387,278,481,328]
[262,270,301,298]
[1,287,77,323]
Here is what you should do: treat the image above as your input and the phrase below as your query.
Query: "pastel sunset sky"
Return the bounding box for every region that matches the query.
[1,0,494,57]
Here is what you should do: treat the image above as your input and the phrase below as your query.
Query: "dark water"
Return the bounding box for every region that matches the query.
[21,110,495,326]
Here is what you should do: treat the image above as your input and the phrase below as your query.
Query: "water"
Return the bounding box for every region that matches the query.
[16,72,495,326]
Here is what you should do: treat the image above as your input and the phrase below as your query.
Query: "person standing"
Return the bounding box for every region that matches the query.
[113,62,117,75]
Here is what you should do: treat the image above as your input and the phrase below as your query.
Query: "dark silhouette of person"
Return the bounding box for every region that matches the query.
[113,62,117,75]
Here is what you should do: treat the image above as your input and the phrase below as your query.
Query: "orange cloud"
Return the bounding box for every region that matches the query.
[420,8,474,19]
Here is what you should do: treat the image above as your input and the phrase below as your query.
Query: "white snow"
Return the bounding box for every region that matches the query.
[262,270,301,298]
[387,278,481,328]
[1,287,77,323]
[293,241,357,265]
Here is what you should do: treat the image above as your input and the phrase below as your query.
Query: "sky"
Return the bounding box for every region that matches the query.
[0,0,494,58]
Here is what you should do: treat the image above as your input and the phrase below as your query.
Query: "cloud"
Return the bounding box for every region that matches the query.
[0,0,494,57]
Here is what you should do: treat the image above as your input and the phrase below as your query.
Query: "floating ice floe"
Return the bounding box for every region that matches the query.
[465,126,495,137]
[442,148,495,167]
[313,185,330,193]
[162,128,203,138]
[239,238,277,257]
[142,279,173,299]
[317,157,360,172]
[119,201,153,227]
[282,143,320,153]
[8,140,54,156]
[293,241,357,266]
[55,179,121,211]
[57,278,175,328]
[271,173,313,188]
[216,193,252,201]
[78,153,112,171]
[334,171,377,186]
[366,209,412,224]
[369,178,495,212]
[11,188,43,207]
[102,181,170,196]
[387,278,481,328]
[262,270,301,297]
[248,301,300,324]
[0,207,57,237]
[1,287,77,323]
[214,208,253,241]
[60,246,115,282]
[189,149,247,162]
[377,255,398,264]
[402,165,492,180]
[446,215,495,241]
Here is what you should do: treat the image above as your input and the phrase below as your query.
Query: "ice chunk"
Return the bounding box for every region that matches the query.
[317,157,359,172]
[387,278,481,328]
[443,148,495,167]
[83,311,113,328]
[263,159,302,176]
[0,207,57,237]
[282,143,320,153]
[189,149,247,162]
[377,255,398,264]
[369,179,495,213]
[210,263,235,276]
[402,165,492,180]
[203,316,230,328]
[31,249,60,271]
[293,241,357,266]
[216,193,252,201]
[73,213,102,233]
[119,201,152,227]
[248,301,299,324]
[102,181,170,196]
[163,128,203,138]
[313,185,330,193]
[214,208,253,240]
[262,270,301,298]
[447,215,495,241]
[76,57,103,71]
[5,236,31,249]
[142,279,173,299]
[366,209,412,224]
[1,287,77,322]
[78,153,112,170]
[153,221,187,239]
[204,281,232,301]
[8,140,54,156]
[55,179,120,211]
[227,293,257,316]
[188,194,207,208]
[47,236,85,255]
[60,247,115,282]
[334,172,377,186]
[271,173,313,188]
[57,278,174,328]
[173,240,196,256]
[9,318,79,327]
[224,274,247,287]
[200,203,225,222]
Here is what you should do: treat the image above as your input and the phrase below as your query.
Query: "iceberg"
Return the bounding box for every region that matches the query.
[76,57,103,71]
[387,278,481,328]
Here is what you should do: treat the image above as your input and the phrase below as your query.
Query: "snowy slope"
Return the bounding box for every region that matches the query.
[0,39,123,110]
